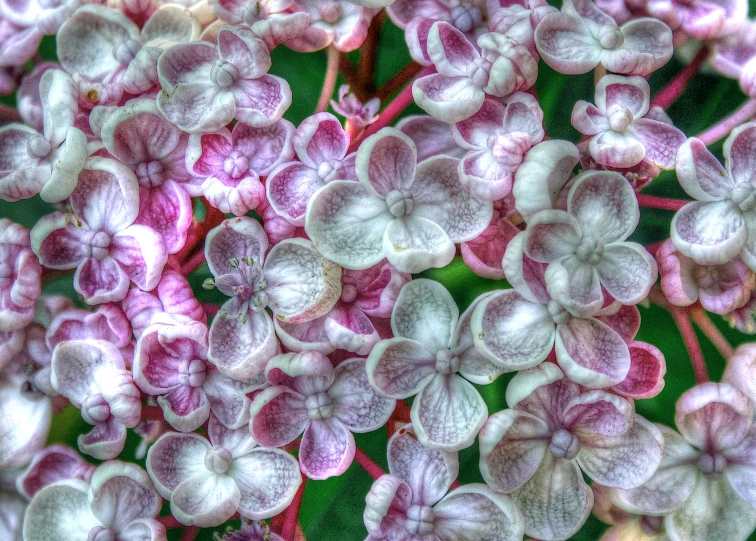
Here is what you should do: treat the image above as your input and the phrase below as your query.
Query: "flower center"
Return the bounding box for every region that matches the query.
[607,105,634,132]
[450,3,483,33]
[27,134,52,159]
[88,526,115,541]
[113,38,142,66]
[467,57,492,88]
[340,283,357,304]
[576,236,604,265]
[698,453,727,479]
[80,231,111,260]
[547,300,569,325]
[598,24,624,49]
[317,159,345,182]
[204,445,233,474]
[136,160,165,188]
[386,189,415,217]
[488,131,531,170]
[178,358,207,388]
[404,504,435,536]
[435,349,461,375]
[223,150,249,179]
[81,394,111,425]
[319,2,343,24]
[695,265,720,290]
[549,429,581,460]
[731,182,756,212]
[305,392,334,420]
[210,60,240,88]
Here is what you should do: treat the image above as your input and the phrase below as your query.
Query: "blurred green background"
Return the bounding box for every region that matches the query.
[2,13,756,541]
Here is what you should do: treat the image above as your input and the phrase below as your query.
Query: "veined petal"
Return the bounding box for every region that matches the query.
[412,73,485,124]
[231,448,302,519]
[391,278,457,352]
[330,358,395,432]
[671,200,746,265]
[433,484,524,541]
[383,216,456,274]
[249,386,309,447]
[596,243,658,305]
[23,480,99,541]
[675,138,733,201]
[170,473,241,527]
[299,417,355,479]
[355,128,417,197]
[534,11,601,74]
[366,337,437,399]
[208,307,278,380]
[232,75,291,128]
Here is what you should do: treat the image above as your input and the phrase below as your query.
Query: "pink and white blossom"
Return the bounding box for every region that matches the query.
[0,220,41,335]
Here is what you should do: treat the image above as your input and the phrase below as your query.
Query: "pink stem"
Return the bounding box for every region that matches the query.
[142,404,164,421]
[697,99,756,146]
[376,61,423,101]
[353,446,386,480]
[180,526,199,541]
[181,248,206,276]
[636,194,689,211]
[348,65,436,153]
[690,308,734,359]
[157,515,183,529]
[281,479,307,541]
[644,241,664,255]
[651,46,709,109]
[316,45,340,114]
[671,309,710,383]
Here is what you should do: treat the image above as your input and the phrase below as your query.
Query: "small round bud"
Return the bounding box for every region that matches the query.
[598,25,624,49]
[385,189,415,217]
[204,445,233,474]
[549,429,581,460]
[210,60,240,88]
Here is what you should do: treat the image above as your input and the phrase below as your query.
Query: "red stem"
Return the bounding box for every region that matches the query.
[353,446,385,480]
[142,404,164,421]
[281,479,307,541]
[690,308,734,359]
[671,309,710,383]
[316,45,340,114]
[181,247,206,276]
[636,194,689,211]
[0,104,21,125]
[697,99,756,146]
[651,46,709,109]
[157,515,183,529]
[644,241,664,255]
[376,61,423,101]
[348,65,436,153]
[202,302,220,318]
[180,526,199,541]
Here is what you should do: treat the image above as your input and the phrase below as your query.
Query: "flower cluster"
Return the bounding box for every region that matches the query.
[3,0,756,539]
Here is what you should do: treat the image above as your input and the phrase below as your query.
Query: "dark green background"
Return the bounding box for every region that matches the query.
[2,12,755,540]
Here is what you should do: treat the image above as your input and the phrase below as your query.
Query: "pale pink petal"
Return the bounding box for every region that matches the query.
[111,224,168,292]
[433,484,524,541]
[77,417,128,460]
[427,21,478,76]
[613,341,666,399]
[266,162,324,226]
[249,386,309,447]
[17,444,95,499]
[534,11,601,74]
[88,462,162,530]
[217,25,271,79]
[22,480,99,541]
[74,257,131,305]
[324,305,381,355]
[671,200,746,265]
[204,216,268,277]
[391,278,457,352]
[157,83,236,134]
[146,432,210,498]
[232,75,291,128]
[356,129,417,197]
[299,417,355,479]
[366,338,437,399]
[605,19,673,76]
[305,180,393,270]
[232,119,295,174]
[568,170,639,243]
[232,447,302,519]
[676,138,733,201]
[208,307,278,380]
[329,358,394,431]
[596,243,658,305]
[363,475,414,538]
[397,115,466,161]
[631,118,686,170]
[478,409,551,493]
[523,210,581,262]
[0,383,52,469]
[725,123,756,187]
[295,112,350,167]
[412,73,485,124]
[171,473,241,527]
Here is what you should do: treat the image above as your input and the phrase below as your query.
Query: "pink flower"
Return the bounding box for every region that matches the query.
[267,112,355,226]
[16,444,95,500]
[0,220,41,335]
[364,424,524,540]
[157,24,291,133]
[479,363,663,540]
[534,0,673,75]
[413,22,538,123]
[250,351,394,479]
[331,85,380,129]
[572,74,686,169]
[147,416,302,526]
[645,0,747,40]
[31,157,167,305]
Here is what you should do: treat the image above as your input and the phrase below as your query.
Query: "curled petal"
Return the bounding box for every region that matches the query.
[330,358,395,432]
[208,307,278,380]
[299,417,355,479]
[249,386,309,448]
[22,480,99,541]
[671,200,746,266]
[232,448,302,519]
[676,138,733,201]
[367,338,437,398]
[391,278,457,352]
[146,432,210,498]
[433,484,524,541]
[356,128,417,197]
[412,73,485,124]
[534,11,601,74]
[171,472,241,527]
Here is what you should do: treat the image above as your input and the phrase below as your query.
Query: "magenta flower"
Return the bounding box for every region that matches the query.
[671,123,756,270]
[534,0,673,75]
[147,416,302,526]
[267,112,356,226]
[331,85,380,130]
[100,99,198,254]
[0,220,41,336]
[306,127,492,273]
[51,340,142,460]
[46,302,132,352]
[452,92,544,200]
[413,22,538,123]
[123,270,206,339]
[134,320,264,432]
[205,217,341,379]
[250,351,394,479]
[31,157,167,305]
[364,424,524,541]
[480,363,663,540]
[157,24,291,133]
[645,0,747,40]
[23,461,166,541]
[368,279,504,451]
[275,261,410,355]
[523,170,657,315]
[658,238,755,314]
[472,232,632,387]
[461,198,521,279]
[613,383,756,541]
[572,74,685,169]
[187,119,294,216]
[286,0,376,53]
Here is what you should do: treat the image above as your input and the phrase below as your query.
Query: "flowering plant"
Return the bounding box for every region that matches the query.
[4,0,756,539]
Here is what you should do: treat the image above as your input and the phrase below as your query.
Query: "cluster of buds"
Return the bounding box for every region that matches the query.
[3,0,756,538]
